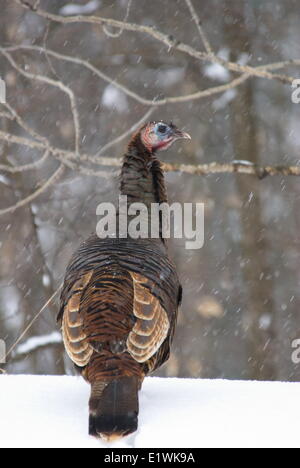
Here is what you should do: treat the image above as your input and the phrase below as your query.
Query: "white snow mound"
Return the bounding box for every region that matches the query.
[0,375,299,448]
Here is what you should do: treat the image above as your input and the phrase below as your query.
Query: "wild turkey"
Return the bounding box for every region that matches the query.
[58,121,191,441]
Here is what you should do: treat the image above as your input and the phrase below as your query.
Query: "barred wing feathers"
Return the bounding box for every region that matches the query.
[127,272,170,363]
[58,238,180,374]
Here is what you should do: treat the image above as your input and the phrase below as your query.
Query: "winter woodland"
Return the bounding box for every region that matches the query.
[0,0,300,382]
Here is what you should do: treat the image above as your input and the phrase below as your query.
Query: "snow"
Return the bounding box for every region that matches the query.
[213,89,237,110]
[0,286,22,329]
[204,50,249,85]
[204,62,230,82]
[232,160,255,166]
[157,67,186,88]
[59,0,101,16]
[101,85,128,113]
[42,274,51,288]
[0,174,10,185]
[203,48,231,82]
[0,376,299,448]
[237,52,251,66]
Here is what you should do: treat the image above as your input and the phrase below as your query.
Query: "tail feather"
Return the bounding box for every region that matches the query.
[89,376,139,440]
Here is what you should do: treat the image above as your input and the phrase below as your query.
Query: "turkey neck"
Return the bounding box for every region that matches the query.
[120,136,168,207]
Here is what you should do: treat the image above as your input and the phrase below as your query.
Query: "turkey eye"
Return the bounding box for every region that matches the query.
[158,125,167,134]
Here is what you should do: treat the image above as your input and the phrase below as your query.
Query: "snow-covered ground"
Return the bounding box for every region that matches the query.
[0,375,299,448]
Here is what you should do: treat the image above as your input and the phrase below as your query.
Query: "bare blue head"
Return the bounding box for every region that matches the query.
[140,121,191,152]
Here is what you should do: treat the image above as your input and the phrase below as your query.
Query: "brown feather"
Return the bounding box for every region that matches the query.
[62,271,93,367]
[127,272,170,363]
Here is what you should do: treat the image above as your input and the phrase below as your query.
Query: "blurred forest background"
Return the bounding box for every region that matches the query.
[0,0,300,381]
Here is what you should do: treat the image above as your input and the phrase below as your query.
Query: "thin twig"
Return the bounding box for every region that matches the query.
[163,74,250,103]
[0,130,121,167]
[96,107,156,156]
[103,0,132,38]
[3,101,48,144]
[5,285,62,361]
[0,160,65,216]
[185,0,213,55]
[42,21,62,82]
[0,111,14,120]
[0,150,49,173]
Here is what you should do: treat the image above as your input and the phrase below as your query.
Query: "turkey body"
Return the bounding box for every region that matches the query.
[58,236,181,439]
[58,121,187,441]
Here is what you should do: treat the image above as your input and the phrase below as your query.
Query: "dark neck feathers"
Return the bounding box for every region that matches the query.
[120,135,168,207]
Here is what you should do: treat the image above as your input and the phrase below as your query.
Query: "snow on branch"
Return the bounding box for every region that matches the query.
[59,0,101,17]
[12,332,63,362]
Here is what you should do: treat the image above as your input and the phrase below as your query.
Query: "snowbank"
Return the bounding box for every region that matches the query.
[0,375,299,448]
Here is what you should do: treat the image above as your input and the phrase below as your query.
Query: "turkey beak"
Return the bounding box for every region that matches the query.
[173,130,191,141]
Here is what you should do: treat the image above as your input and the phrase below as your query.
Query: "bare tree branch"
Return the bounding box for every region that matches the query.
[4,45,157,106]
[162,161,300,178]
[0,47,81,154]
[3,102,48,145]
[0,105,113,177]
[0,130,299,181]
[5,44,299,79]
[0,130,121,167]
[0,3,299,224]
[13,0,299,84]
[3,45,251,106]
